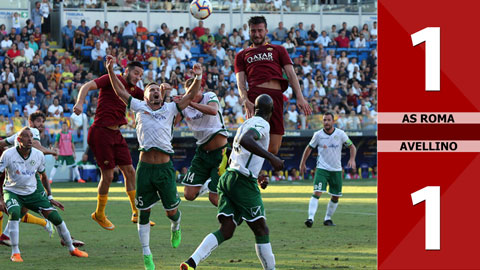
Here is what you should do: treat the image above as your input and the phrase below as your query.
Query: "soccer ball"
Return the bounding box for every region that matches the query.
[190,0,213,20]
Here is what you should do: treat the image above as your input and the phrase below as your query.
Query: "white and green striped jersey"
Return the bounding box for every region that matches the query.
[6,127,41,147]
[0,147,46,195]
[229,116,270,179]
[308,128,352,172]
[128,97,180,154]
[181,92,228,145]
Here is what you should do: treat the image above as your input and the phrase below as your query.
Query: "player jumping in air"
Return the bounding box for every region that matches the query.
[107,55,202,270]
[235,16,312,154]
[0,127,88,262]
[299,112,357,227]
[74,60,154,230]
[180,94,284,270]
[176,78,228,206]
[49,122,84,183]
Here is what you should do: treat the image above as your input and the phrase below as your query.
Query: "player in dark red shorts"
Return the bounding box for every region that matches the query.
[235,16,312,154]
[73,61,154,230]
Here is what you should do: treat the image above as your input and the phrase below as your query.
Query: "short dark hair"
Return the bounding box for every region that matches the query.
[126,61,143,70]
[29,111,45,123]
[324,111,335,120]
[248,16,267,28]
[145,82,160,89]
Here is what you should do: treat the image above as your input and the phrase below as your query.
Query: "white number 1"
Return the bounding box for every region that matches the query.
[411,27,440,91]
[411,186,440,250]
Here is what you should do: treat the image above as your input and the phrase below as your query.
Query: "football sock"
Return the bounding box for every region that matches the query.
[308,195,319,220]
[255,242,276,270]
[191,233,219,266]
[9,220,20,255]
[212,230,225,244]
[138,223,151,255]
[50,167,57,180]
[95,194,108,219]
[325,199,339,221]
[46,210,63,226]
[139,210,150,225]
[126,190,138,216]
[168,210,181,231]
[72,166,81,181]
[22,213,48,227]
[56,221,75,251]
[255,234,270,244]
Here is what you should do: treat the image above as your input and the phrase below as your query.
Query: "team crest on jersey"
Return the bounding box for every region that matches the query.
[30,160,35,166]
[323,144,327,149]
[267,47,273,51]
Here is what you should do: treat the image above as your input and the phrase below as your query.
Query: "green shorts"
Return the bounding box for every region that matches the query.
[4,190,56,218]
[54,155,76,167]
[135,161,181,211]
[182,145,227,193]
[313,168,343,196]
[217,169,265,226]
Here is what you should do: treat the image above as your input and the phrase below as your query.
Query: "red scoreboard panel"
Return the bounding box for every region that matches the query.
[378,0,480,269]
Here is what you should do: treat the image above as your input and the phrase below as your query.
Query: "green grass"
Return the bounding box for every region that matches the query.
[0,179,377,269]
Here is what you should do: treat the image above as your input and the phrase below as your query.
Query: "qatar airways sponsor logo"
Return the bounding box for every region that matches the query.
[246,52,273,63]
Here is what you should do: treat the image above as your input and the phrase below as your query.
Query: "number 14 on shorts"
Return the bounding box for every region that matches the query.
[411,186,440,250]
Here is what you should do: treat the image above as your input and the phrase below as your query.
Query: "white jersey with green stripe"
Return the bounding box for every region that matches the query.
[6,127,41,147]
[0,147,46,195]
[229,116,270,179]
[128,97,180,154]
[308,128,352,172]
[181,92,228,145]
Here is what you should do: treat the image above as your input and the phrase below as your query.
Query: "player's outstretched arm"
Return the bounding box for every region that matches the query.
[189,101,218,116]
[177,63,203,111]
[33,140,58,156]
[299,145,312,176]
[106,55,131,105]
[240,129,284,171]
[236,71,254,119]
[74,80,98,115]
[40,171,64,211]
[284,64,312,116]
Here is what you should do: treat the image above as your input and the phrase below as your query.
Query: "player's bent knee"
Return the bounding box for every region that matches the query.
[331,196,339,203]
[166,208,177,217]
[45,210,63,226]
[9,208,21,221]
[208,193,218,206]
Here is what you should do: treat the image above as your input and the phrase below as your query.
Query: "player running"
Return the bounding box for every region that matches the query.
[299,111,357,227]
[49,122,84,183]
[176,79,228,206]
[0,127,88,262]
[180,94,284,270]
[235,16,312,154]
[74,60,154,230]
[107,55,202,270]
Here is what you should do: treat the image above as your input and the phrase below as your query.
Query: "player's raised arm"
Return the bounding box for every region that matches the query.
[240,129,284,171]
[177,63,203,111]
[74,78,98,115]
[189,100,217,116]
[284,64,312,116]
[236,71,254,119]
[106,55,131,105]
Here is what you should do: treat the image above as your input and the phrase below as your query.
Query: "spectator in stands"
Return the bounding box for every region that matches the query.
[346,110,361,130]
[32,1,43,29]
[41,91,53,110]
[273,21,287,42]
[11,13,21,33]
[22,42,35,62]
[90,41,106,75]
[40,0,51,37]
[370,21,377,40]
[335,30,350,48]
[1,35,12,54]
[26,88,41,106]
[24,99,39,117]
[8,28,16,41]
[192,20,205,39]
[173,42,192,61]
[308,24,318,41]
[136,20,148,40]
[296,22,308,41]
[123,20,137,45]
[76,19,89,39]
[7,43,20,59]
[62,19,76,52]
[47,97,63,118]
[314,31,332,48]
[85,0,98,8]
[354,33,367,48]
[361,23,370,41]
[1,67,15,86]
[229,29,242,47]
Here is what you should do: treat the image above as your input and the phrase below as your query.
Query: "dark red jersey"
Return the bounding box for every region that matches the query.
[234,43,293,91]
[93,74,144,127]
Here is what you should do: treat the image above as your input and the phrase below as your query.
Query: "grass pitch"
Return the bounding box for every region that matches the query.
[0,179,377,269]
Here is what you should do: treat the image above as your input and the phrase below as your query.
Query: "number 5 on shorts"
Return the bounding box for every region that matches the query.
[136,196,144,207]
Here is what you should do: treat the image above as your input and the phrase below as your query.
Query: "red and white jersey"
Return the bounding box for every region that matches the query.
[234,43,292,91]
